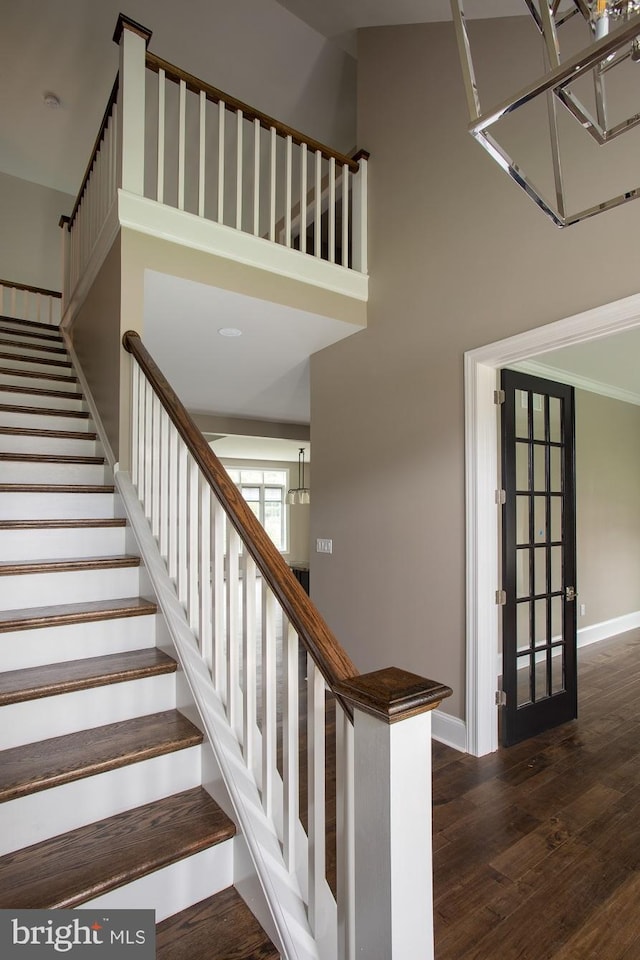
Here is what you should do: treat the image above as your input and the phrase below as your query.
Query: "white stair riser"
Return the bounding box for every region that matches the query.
[0,433,100,456]
[0,613,158,670]
[0,372,80,393]
[0,354,74,375]
[0,344,69,360]
[82,840,235,922]
[0,328,64,347]
[1,460,108,485]
[0,389,85,412]
[0,491,116,520]
[0,566,141,610]
[0,461,109,485]
[0,745,203,856]
[0,409,94,432]
[0,525,127,560]
[0,674,177,750]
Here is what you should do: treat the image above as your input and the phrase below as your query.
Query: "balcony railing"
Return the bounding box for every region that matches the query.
[60,14,368,309]
[0,278,62,327]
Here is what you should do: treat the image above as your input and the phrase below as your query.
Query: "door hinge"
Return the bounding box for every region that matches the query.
[496,589,507,605]
[495,690,507,706]
[495,489,506,505]
[494,389,505,404]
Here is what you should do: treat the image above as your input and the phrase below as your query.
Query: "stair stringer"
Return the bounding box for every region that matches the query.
[114,469,322,960]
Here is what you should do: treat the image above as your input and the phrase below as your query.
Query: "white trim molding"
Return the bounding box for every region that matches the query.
[578,610,640,649]
[465,291,640,757]
[513,359,640,408]
[432,711,467,753]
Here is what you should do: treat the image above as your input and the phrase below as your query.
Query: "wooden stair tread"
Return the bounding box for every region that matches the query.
[0,336,67,355]
[0,452,104,465]
[157,887,280,960]
[0,648,176,705]
[0,425,97,441]
[0,555,140,576]
[0,518,125,529]
[0,483,114,493]
[0,596,157,633]
[0,710,204,803]
[0,366,76,384]
[0,350,71,368]
[0,316,62,335]
[0,383,81,399]
[0,786,232,909]
[0,403,89,419]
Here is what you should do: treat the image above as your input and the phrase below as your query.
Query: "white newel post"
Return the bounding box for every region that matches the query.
[335,668,452,960]
[351,151,369,275]
[58,215,70,318]
[114,15,152,196]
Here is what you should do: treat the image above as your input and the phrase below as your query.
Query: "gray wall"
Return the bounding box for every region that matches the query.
[576,391,640,630]
[310,19,640,720]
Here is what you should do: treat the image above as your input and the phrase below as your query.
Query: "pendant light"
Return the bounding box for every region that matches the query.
[286,448,310,505]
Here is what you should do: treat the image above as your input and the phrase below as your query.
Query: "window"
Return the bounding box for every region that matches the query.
[225,467,288,551]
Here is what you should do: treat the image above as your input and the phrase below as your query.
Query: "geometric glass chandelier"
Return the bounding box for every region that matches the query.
[451,1,640,226]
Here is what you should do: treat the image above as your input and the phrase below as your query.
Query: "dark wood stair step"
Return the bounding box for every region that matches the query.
[0,425,97,441]
[0,350,71,368]
[0,710,204,803]
[0,316,62,336]
[0,648,176,705]
[0,786,231,909]
[0,403,89,420]
[0,452,104,465]
[0,336,67,355]
[157,887,280,960]
[0,518,125,529]
[0,366,77,385]
[0,555,140,577]
[0,383,82,400]
[0,483,114,494]
[0,595,157,633]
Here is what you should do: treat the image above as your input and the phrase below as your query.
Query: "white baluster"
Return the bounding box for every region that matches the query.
[314,149,322,258]
[227,525,241,734]
[212,499,226,699]
[131,361,140,489]
[253,118,261,236]
[269,126,277,242]
[336,705,355,960]
[159,407,170,559]
[285,134,292,248]
[167,423,179,582]
[283,621,300,872]
[300,143,307,254]
[177,440,188,605]
[9,286,16,318]
[329,156,336,264]
[307,658,326,933]
[199,477,212,664]
[151,392,161,538]
[144,377,153,516]
[261,586,277,817]
[242,551,257,771]
[198,90,206,217]
[342,164,349,268]
[236,109,243,230]
[218,100,226,224]
[188,455,200,633]
[157,68,165,202]
[178,79,186,211]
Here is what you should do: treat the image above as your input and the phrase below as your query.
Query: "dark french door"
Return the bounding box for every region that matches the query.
[500,369,577,747]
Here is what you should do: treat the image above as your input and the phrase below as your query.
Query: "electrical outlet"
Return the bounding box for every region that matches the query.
[316,538,333,554]
[580,603,586,617]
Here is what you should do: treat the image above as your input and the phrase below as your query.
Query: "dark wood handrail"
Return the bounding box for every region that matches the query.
[0,279,62,299]
[68,75,120,230]
[146,51,360,174]
[123,330,359,706]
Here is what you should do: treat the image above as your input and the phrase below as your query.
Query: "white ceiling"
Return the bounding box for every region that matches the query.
[211,436,310,462]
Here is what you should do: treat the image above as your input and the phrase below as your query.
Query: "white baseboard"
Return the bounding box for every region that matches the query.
[578,610,640,649]
[432,711,467,753]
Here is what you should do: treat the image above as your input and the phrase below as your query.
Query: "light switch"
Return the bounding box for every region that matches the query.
[316,538,333,554]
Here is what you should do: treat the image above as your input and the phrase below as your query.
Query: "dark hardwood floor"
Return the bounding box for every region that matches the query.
[432,627,640,960]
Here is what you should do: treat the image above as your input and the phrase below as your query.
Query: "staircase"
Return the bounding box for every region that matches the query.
[0,316,279,959]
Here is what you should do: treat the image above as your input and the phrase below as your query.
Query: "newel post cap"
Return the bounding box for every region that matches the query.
[113,13,153,47]
[333,666,452,724]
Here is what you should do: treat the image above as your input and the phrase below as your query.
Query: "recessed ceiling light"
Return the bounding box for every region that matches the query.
[43,92,61,109]
[218,327,243,337]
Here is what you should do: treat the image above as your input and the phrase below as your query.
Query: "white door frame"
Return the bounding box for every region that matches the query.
[464,292,640,757]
